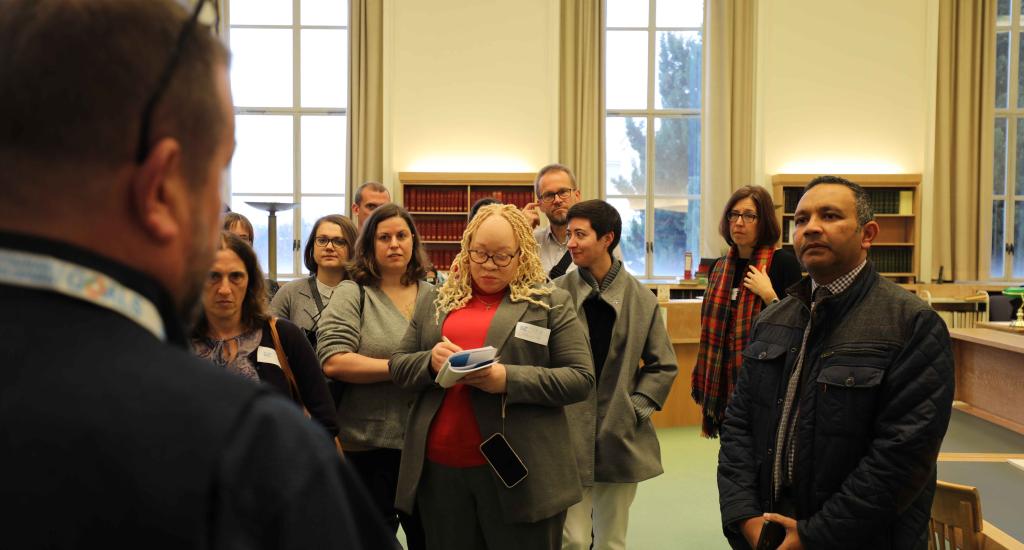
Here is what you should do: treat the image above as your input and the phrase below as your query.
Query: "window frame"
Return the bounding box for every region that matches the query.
[987,2,1024,281]
[602,0,705,279]
[223,0,349,280]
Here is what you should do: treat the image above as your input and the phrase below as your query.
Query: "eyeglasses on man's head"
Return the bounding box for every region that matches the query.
[468,249,519,267]
[135,0,220,163]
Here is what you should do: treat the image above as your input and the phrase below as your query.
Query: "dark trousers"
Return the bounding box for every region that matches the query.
[417,461,565,550]
[346,448,426,550]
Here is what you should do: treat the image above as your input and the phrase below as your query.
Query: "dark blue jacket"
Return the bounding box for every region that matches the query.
[718,262,954,550]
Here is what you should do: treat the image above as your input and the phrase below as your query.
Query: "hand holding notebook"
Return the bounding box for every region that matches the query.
[436,345,498,388]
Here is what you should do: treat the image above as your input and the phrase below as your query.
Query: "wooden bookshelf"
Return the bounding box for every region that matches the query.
[398,172,536,271]
[772,174,922,284]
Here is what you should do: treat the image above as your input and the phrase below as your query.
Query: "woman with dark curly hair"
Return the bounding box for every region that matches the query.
[317,203,430,549]
[191,232,339,440]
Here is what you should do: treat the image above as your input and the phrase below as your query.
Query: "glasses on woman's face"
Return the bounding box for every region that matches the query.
[538,188,574,204]
[468,249,519,267]
[314,236,347,248]
[727,211,758,224]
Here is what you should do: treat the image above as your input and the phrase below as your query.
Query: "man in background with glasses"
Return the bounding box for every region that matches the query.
[0,1,394,548]
[524,164,620,279]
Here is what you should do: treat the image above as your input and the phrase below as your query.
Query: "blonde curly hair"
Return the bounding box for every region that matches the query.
[434,203,553,321]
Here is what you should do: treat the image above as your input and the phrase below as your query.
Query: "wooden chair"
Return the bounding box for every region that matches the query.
[930,480,1024,550]
[930,481,983,550]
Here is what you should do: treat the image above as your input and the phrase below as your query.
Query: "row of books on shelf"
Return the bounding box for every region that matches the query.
[406,188,468,212]
[426,248,458,270]
[418,219,466,242]
[783,188,913,215]
[867,247,913,273]
[468,189,533,209]
[935,309,986,329]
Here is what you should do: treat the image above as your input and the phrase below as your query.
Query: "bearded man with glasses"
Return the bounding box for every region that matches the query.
[523,164,621,279]
[0,1,394,547]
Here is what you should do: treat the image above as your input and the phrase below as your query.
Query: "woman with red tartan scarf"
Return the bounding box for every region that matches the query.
[692,186,802,438]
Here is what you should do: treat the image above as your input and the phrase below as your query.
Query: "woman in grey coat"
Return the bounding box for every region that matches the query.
[317,204,429,549]
[390,204,594,550]
[270,214,358,335]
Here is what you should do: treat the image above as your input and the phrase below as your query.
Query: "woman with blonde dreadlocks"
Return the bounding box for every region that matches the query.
[390,204,595,550]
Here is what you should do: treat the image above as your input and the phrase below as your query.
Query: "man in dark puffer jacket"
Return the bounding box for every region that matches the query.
[718,176,954,549]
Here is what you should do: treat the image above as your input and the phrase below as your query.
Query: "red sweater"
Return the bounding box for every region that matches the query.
[425,288,506,467]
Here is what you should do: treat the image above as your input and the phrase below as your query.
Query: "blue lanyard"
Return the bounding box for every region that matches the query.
[0,247,166,341]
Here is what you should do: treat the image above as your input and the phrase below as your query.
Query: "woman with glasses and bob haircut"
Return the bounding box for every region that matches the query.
[390,204,594,549]
[191,232,339,440]
[692,185,801,438]
[316,203,430,549]
[270,214,358,342]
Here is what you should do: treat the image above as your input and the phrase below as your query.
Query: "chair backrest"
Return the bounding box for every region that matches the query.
[989,294,1016,322]
[929,481,983,550]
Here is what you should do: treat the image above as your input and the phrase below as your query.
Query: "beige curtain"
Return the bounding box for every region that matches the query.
[703,0,756,257]
[347,0,384,201]
[559,0,603,199]
[933,0,995,281]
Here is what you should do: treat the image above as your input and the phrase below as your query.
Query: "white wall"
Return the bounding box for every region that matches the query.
[753,0,938,280]
[384,0,559,186]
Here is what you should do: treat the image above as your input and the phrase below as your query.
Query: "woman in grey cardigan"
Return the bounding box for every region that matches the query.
[317,204,429,549]
[270,214,358,335]
[390,204,594,550]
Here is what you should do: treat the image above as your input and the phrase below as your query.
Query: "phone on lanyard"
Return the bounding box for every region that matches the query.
[479,433,528,488]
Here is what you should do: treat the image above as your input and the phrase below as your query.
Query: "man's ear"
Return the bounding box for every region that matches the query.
[860,220,880,250]
[131,138,186,243]
[600,231,615,248]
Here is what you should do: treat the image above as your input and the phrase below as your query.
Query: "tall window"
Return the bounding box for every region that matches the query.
[992,0,1024,280]
[225,0,348,279]
[604,0,703,278]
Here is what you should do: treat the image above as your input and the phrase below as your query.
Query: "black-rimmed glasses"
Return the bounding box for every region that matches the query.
[135,0,220,163]
[468,249,519,267]
[538,188,575,204]
[727,211,758,224]
[314,236,348,248]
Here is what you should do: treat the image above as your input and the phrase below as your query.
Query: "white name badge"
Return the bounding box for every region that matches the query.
[514,322,550,346]
[731,287,739,301]
[257,346,281,367]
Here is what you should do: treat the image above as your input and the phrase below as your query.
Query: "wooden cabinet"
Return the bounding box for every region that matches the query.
[772,174,922,284]
[398,172,535,271]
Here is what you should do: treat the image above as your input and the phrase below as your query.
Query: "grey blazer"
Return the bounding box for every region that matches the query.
[269,277,324,333]
[555,267,678,485]
[389,286,595,524]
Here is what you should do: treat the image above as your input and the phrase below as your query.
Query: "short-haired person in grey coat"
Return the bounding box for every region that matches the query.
[553,200,678,550]
[718,176,954,549]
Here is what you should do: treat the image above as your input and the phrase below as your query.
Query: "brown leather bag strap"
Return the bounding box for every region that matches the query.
[269,317,346,459]
[269,317,305,409]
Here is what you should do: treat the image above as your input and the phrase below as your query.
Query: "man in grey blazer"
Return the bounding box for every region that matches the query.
[554,200,678,550]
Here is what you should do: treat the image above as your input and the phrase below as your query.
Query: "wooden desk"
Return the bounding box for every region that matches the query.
[651,300,703,428]
[949,328,1024,435]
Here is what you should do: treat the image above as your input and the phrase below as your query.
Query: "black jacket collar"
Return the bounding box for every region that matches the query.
[0,230,190,349]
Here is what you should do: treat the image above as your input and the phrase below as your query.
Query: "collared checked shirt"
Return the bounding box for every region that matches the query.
[773,259,867,499]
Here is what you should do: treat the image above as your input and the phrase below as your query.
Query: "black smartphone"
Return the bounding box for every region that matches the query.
[756,520,786,550]
[479,432,528,488]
